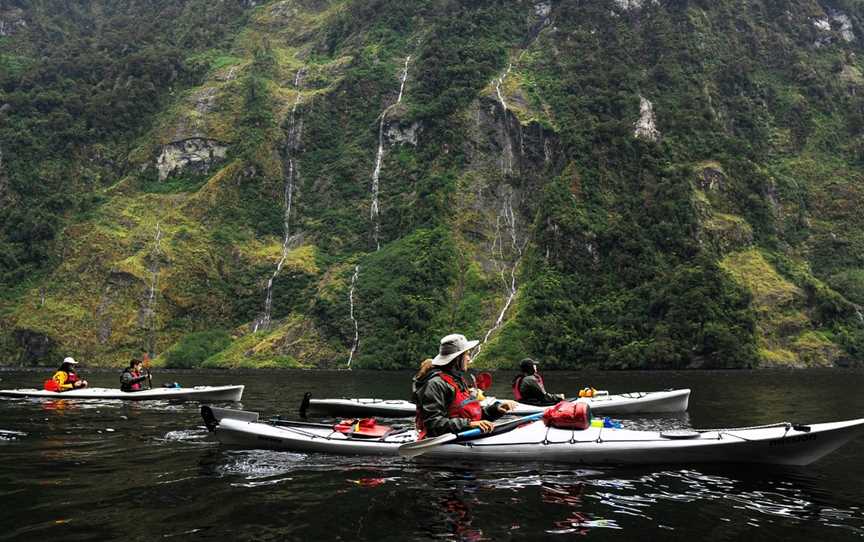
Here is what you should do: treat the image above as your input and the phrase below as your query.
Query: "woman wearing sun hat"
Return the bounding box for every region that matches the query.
[413,334,515,439]
[47,357,89,391]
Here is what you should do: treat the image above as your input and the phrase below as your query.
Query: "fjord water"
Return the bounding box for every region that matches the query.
[1,369,862,541]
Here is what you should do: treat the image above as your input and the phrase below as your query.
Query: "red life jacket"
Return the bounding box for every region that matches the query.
[66,372,79,384]
[416,371,483,439]
[129,369,142,391]
[512,372,545,401]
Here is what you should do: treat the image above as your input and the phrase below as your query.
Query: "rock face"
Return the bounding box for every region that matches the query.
[813,10,856,46]
[385,121,420,146]
[155,138,228,181]
[14,329,55,365]
[634,96,660,141]
[613,0,656,11]
[0,8,26,36]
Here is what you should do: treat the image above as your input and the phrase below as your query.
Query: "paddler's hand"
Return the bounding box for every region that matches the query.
[469,420,494,433]
[497,400,517,414]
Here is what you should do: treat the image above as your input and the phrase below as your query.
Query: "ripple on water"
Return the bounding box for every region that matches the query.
[219,449,305,481]
[160,428,212,445]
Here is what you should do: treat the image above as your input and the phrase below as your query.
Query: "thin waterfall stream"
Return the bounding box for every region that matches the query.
[495,63,514,175]
[145,221,163,355]
[370,55,410,251]
[481,194,527,348]
[347,55,411,368]
[254,67,306,333]
[346,265,361,369]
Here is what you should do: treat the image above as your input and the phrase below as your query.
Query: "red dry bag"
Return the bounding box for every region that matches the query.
[543,401,591,430]
[43,379,60,392]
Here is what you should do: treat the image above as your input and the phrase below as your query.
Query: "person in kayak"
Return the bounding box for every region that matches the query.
[413,333,515,439]
[512,358,564,406]
[50,357,89,391]
[120,359,150,392]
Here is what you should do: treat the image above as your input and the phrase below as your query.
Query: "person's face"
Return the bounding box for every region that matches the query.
[460,351,471,371]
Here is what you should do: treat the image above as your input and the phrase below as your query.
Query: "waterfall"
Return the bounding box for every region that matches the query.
[495,63,514,176]
[346,265,361,369]
[253,67,306,333]
[145,221,163,355]
[481,195,526,347]
[370,55,411,251]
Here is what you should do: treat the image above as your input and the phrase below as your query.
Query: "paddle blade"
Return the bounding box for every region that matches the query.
[475,372,492,391]
[398,433,457,458]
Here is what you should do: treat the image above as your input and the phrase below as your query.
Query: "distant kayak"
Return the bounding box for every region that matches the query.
[203,406,864,467]
[301,388,690,418]
[0,385,244,402]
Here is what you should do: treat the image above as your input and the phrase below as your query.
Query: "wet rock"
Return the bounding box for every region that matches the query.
[385,121,419,146]
[634,96,660,142]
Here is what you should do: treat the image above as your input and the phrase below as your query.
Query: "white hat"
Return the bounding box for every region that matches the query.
[431,334,479,366]
[63,357,79,365]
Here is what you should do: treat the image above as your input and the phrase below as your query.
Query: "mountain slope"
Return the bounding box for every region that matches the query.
[2,0,863,369]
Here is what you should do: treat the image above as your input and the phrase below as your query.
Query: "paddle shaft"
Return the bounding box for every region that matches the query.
[457,411,544,440]
[398,411,545,457]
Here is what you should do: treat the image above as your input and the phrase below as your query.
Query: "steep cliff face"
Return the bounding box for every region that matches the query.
[2,0,864,369]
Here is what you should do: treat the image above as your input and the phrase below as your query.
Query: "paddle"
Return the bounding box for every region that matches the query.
[398,411,545,458]
[142,352,153,390]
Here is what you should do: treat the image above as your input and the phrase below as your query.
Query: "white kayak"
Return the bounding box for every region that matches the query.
[0,385,244,402]
[202,406,864,466]
[301,388,690,418]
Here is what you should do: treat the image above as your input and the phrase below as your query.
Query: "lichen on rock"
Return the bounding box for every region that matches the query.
[155,138,228,181]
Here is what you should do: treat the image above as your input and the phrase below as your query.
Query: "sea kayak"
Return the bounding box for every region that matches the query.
[202,406,864,466]
[301,388,691,418]
[0,385,244,402]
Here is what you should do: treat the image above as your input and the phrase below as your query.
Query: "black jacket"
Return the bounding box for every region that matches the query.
[516,374,560,406]
[413,367,504,437]
[120,368,148,392]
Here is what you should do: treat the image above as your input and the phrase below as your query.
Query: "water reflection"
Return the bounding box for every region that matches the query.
[1,368,863,541]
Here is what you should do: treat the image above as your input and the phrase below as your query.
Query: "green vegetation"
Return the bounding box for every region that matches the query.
[161,330,232,369]
[3,1,864,369]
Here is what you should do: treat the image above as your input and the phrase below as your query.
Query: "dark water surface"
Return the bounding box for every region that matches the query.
[1,368,862,541]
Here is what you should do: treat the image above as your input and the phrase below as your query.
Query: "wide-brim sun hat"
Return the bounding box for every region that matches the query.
[431,334,479,366]
[63,356,79,365]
